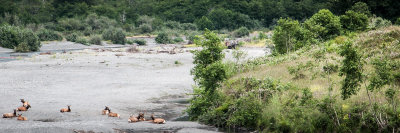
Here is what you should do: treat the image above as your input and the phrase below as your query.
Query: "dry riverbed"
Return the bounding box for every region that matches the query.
[0,42,267,133]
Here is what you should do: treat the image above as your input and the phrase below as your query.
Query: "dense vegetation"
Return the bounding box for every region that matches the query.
[0,0,399,52]
[188,2,400,132]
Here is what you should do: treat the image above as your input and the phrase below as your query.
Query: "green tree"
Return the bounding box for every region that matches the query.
[304,9,342,40]
[0,25,40,52]
[350,2,371,17]
[272,18,301,54]
[338,41,363,100]
[233,27,250,37]
[340,10,368,31]
[195,16,213,30]
[187,29,226,120]
[395,18,400,25]
[155,32,171,44]
[191,29,226,92]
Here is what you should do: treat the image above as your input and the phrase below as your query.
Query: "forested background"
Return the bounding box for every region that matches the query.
[1,0,399,30]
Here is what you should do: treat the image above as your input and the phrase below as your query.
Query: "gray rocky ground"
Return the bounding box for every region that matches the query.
[0,40,267,133]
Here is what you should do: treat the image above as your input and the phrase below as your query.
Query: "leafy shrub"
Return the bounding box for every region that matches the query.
[369,17,392,29]
[258,32,267,39]
[272,18,303,54]
[85,13,117,32]
[287,62,315,79]
[187,30,226,120]
[227,94,262,129]
[37,29,63,41]
[133,39,146,45]
[155,32,171,44]
[136,15,154,26]
[66,33,78,42]
[89,35,102,45]
[76,37,88,45]
[173,37,184,43]
[0,25,41,52]
[340,10,368,31]
[102,28,114,41]
[233,27,250,37]
[126,39,134,45]
[396,18,400,25]
[195,16,213,30]
[21,29,41,52]
[138,24,153,33]
[323,63,339,73]
[83,28,92,36]
[165,21,181,29]
[14,42,30,52]
[350,2,371,17]
[187,33,199,44]
[102,28,126,44]
[0,25,21,49]
[112,29,126,44]
[58,18,85,31]
[304,9,342,40]
[181,23,197,31]
[208,8,260,30]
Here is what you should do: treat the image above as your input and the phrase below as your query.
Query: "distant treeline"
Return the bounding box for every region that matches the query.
[1,0,399,30]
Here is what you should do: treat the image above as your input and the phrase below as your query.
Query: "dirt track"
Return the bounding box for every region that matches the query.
[0,41,267,133]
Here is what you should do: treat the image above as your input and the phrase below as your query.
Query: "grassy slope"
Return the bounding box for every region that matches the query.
[233,26,400,100]
[215,26,400,131]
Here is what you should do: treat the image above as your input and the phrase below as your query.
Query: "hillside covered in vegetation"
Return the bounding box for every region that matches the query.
[186,2,400,132]
[1,0,400,52]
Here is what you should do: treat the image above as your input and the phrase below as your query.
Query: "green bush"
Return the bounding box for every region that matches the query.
[187,33,199,44]
[0,25,21,49]
[396,18,400,25]
[21,29,41,52]
[233,27,250,37]
[0,25,41,52]
[272,18,302,54]
[83,28,92,36]
[195,16,214,30]
[66,33,78,42]
[165,21,181,29]
[181,23,197,31]
[102,28,126,44]
[89,35,102,45]
[76,37,88,45]
[58,18,85,31]
[258,32,267,39]
[126,39,134,45]
[14,42,30,52]
[155,32,171,44]
[369,17,392,29]
[138,24,153,33]
[350,2,371,17]
[207,8,260,30]
[136,15,154,26]
[85,13,117,32]
[37,29,63,41]
[102,28,114,41]
[173,37,184,43]
[340,10,368,31]
[133,39,146,45]
[227,94,262,129]
[112,29,126,44]
[304,9,342,40]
